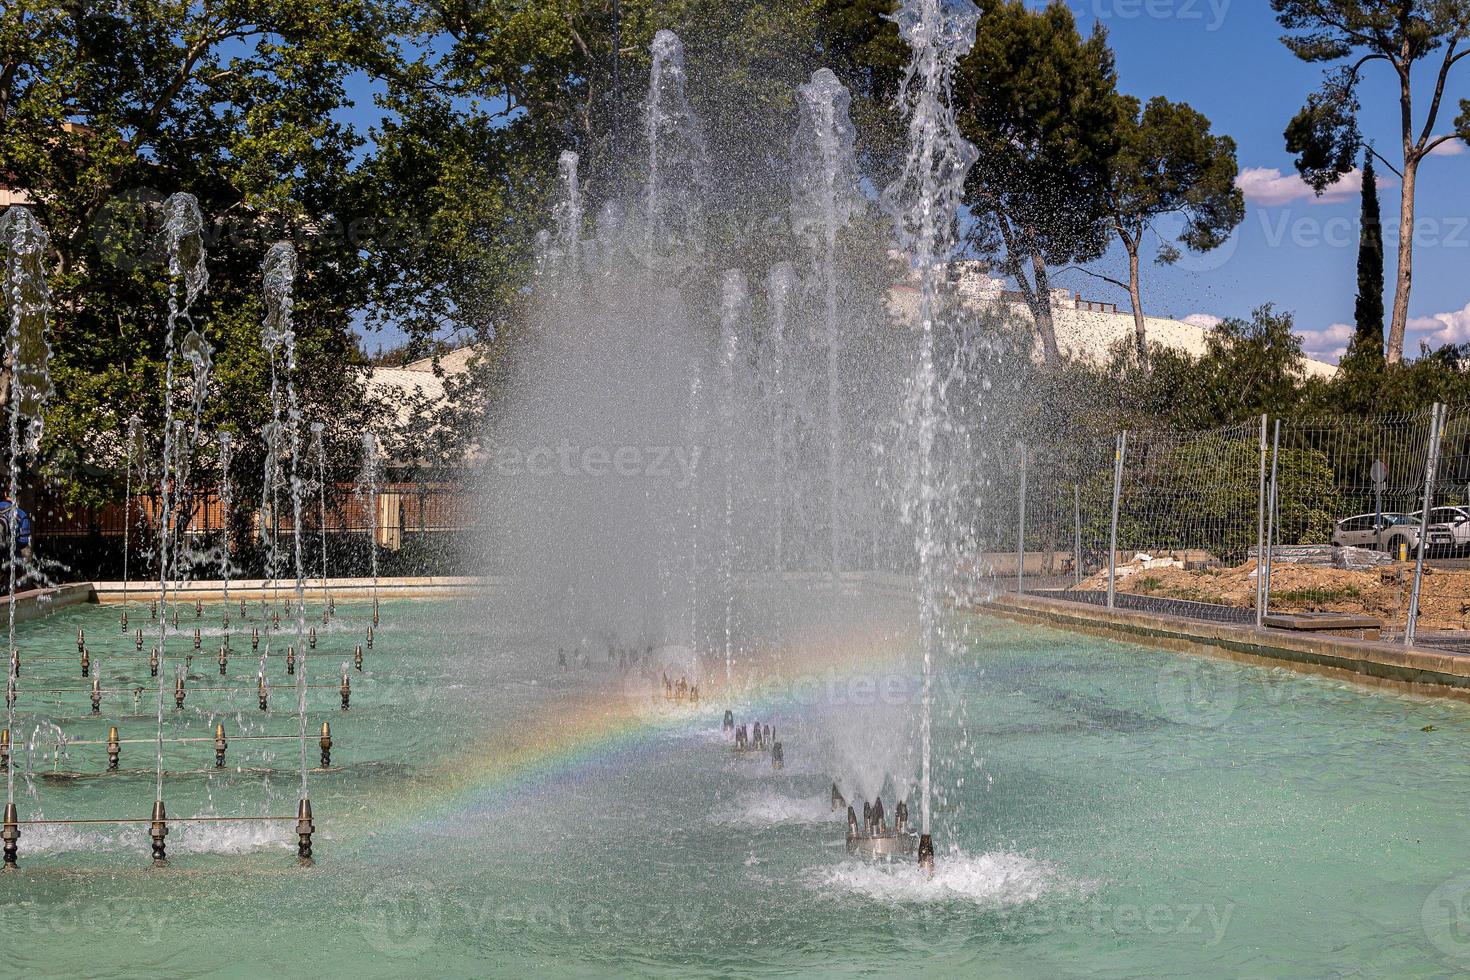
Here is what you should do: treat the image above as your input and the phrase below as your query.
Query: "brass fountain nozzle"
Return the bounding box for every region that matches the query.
[340,672,351,710]
[149,646,159,677]
[91,676,101,715]
[150,799,168,866]
[252,628,260,651]
[80,647,90,678]
[2,802,19,869]
[214,723,227,768]
[353,645,362,671]
[218,645,228,675]
[108,726,120,771]
[309,627,316,650]
[135,627,144,651]
[1,728,10,772]
[296,798,315,865]
[193,628,201,650]
[258,674,268,712]
[77,628,85,653]
[174,674,185,710]
[286,645,296,675]
[918,834,935,876]
[319,722,332,768]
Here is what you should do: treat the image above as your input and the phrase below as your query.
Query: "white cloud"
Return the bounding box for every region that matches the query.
[1429,138,1467,157]
[1408,303,1470,346]
[1183,313,1222,330]
[1236,167,1373,207]
[1295,322,1356,362]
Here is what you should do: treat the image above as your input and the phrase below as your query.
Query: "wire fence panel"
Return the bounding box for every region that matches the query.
[1014,435,1116,593]
[1104,420,1265,609]
[1264,409,1437,639]
[1405,403,1470,642]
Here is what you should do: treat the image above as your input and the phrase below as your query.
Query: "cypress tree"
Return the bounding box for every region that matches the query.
[1349,150,1385,364]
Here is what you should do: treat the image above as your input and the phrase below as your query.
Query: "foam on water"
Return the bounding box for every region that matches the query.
[809,849,1083,906]
[708,791,837,827]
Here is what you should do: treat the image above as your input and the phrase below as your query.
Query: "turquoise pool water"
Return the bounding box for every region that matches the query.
[1,595,1468,977]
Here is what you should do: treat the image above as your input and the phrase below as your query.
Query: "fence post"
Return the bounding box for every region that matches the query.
[1016,443,1027,595]
[1406,403,1446,647]
[1073,482,1082,588]
[1107,431,1127,610]
[1262,420,1281,618]
[1255,414,1268,628]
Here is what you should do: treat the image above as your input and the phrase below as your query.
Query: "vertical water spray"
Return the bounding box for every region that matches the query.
[553,151,584,277]
[0,207,53,815]
[356,431,382,610]
[643,30,710,269]
[122,415,142,618]
[260,242,313,807]
[792,69,864,583]
[153,193,209,812]
[881,0,981,863]
[311,423,330,615]
[218,430,234,602]
[764,264,796,573]
[718,271,747,686]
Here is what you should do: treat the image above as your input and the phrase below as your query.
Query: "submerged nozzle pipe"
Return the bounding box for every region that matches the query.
[150,799,168,867]
[296,798,315,865]
[2,802,19,870]
[320,721,332,767]
[108,726,120,771]
[214,723,227,768]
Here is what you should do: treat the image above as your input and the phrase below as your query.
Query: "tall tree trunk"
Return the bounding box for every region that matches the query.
[1029,250,1061,363]
[1126,241,1146,360]
[1386,157,1417,364]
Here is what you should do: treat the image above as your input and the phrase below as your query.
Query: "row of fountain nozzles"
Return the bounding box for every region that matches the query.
[724,713,784,769]
[661,674,698,703]
[844,796,910,841]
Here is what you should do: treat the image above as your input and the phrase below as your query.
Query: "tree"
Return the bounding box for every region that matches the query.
[1347,149,1386,365]
[1273,0,1470,364]
[1097,96,1243,361]
[956,0,1127,363]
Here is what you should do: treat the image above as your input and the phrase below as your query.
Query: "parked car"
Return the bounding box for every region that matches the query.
[1332,513,1428,556]
[1406,506,1470,554]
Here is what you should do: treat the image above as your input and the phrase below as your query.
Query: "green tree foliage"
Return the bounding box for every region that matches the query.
[1345,149,1386,369]
[956,0,1128,363]
[1101,96,1243,360]
[1273,0,1470,363]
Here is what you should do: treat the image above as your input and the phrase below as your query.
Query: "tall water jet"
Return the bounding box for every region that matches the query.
[153,192,210,819]
[0,206,53,820]
[881,0,981,870]
[311,422,330,614]
[355,431,382,610]
[553,151,584,277]
[718,271,747,686]
[643,30,710,271]
[792,69,864,582]
[122,414,143,619]
[763,263,796,572]
[260,242,313,811]
[217,430,235,601]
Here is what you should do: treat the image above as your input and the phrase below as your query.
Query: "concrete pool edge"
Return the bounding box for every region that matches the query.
[979,591,1470,699]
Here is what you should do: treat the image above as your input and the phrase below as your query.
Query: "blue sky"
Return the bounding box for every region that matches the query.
[1070,0,1470,362]
[343,2,1470,362]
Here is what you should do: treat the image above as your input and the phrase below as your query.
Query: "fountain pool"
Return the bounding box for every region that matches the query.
[0,593,1467,976]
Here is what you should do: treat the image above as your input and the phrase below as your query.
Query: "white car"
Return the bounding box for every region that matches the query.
[1332,513,1428,555]
[1407,506,1470,554]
